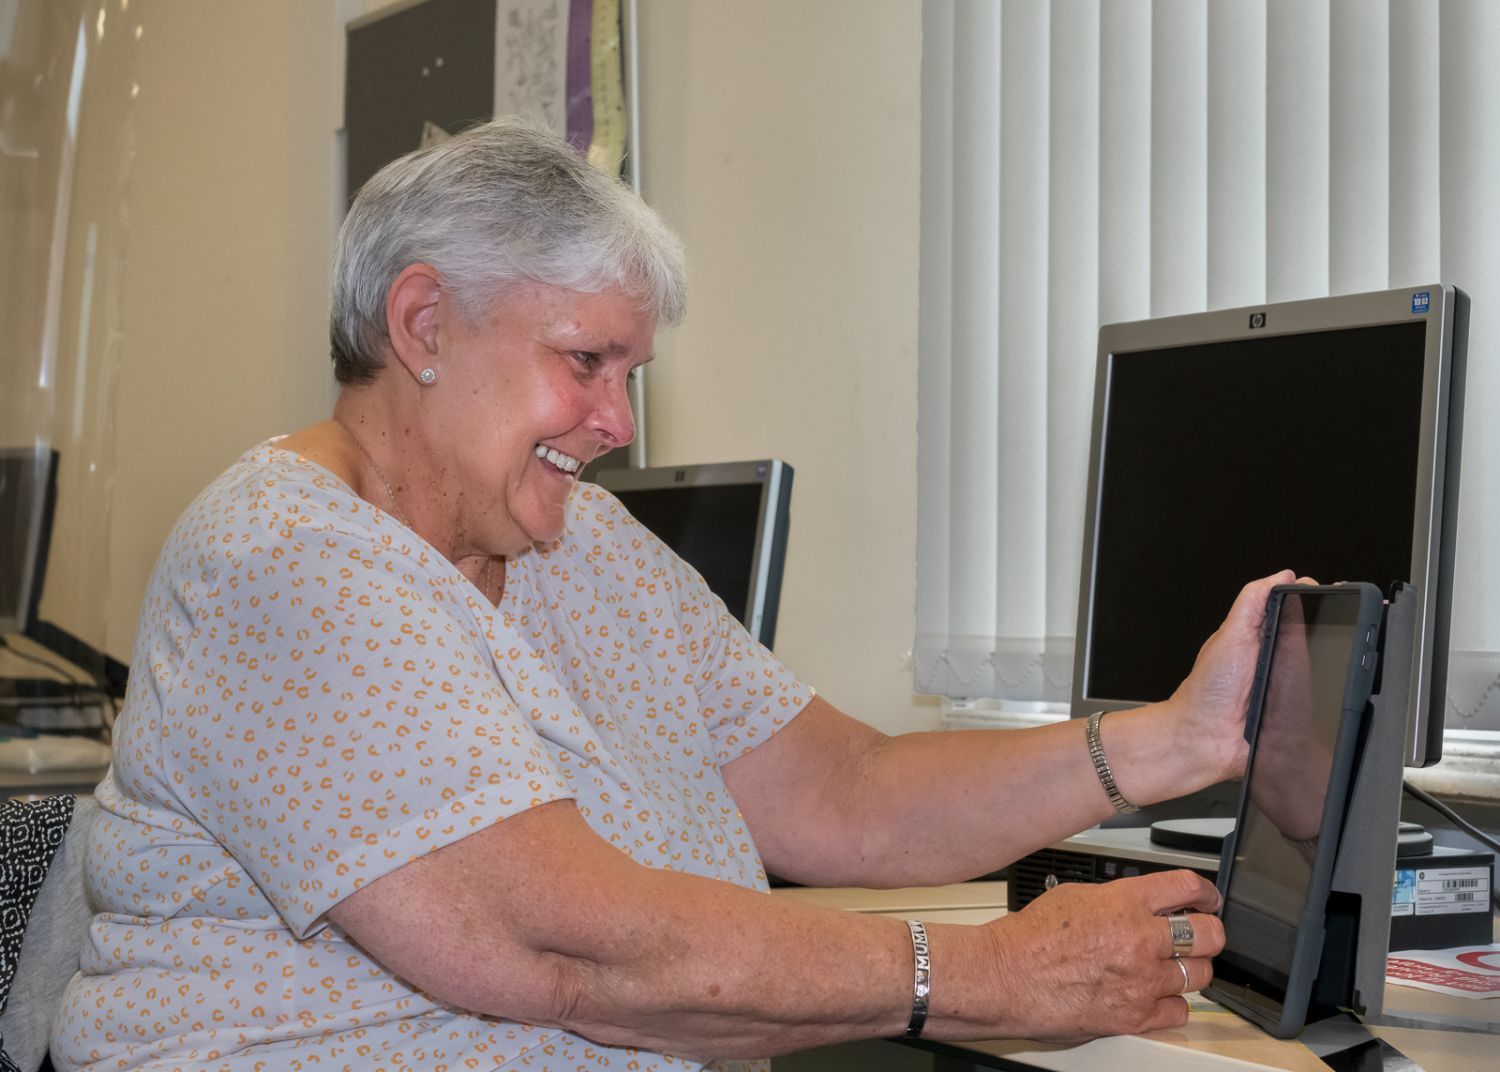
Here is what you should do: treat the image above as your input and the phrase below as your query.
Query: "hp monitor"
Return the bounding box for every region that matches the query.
[1073,284,1467,767]
[592,460,793,650]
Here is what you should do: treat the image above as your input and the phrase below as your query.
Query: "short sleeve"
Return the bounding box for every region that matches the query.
[584,490,814,767]
[689,591,815,765]
[157,520,571,937]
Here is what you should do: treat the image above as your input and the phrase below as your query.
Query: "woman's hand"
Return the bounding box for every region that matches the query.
[1161,570,1298,784]
[966,870,1224,1041]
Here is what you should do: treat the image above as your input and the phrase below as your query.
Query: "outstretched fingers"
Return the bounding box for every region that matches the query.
[1131,869,1223,917]
[992,871,1232,1040]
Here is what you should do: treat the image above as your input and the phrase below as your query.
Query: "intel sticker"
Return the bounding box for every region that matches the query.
[1393,869,1416,916]
[1412,290,1431,314]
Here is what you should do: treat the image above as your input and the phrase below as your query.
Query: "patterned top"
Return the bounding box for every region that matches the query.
[53,442,812,1072]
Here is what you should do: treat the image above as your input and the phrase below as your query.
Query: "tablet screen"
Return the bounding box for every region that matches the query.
[1214,589,1370,1004]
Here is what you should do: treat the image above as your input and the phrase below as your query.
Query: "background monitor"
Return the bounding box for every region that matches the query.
[0,446,59,637]
[592,460,793,650]
[1073,284,1467,768]
[0,446,127,697]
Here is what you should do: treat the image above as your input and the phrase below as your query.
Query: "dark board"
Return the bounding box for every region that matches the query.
[345,0,498,203]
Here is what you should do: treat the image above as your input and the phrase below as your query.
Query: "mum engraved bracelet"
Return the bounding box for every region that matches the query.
[903,919,931,1038]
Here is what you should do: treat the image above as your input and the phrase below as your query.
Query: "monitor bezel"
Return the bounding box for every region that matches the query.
[591,459,792,649]
[1071,284,1465,767]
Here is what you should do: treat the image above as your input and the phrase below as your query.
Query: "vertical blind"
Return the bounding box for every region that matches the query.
[915,0,1500,734]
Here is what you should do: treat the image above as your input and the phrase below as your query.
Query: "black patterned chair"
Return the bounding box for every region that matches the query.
[0,795,98,1072]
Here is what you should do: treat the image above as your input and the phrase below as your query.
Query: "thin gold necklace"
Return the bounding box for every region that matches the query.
[335,418,496,598]
[336,418,408,526]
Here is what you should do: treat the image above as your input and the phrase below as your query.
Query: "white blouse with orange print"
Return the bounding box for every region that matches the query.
[53,441,812,1072]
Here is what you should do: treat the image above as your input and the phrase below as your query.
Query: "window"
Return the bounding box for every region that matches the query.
[915,1,1500,792]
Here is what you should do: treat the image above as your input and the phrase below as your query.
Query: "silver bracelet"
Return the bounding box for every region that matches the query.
[903,919,931,1038]
[1086,710,1140,814]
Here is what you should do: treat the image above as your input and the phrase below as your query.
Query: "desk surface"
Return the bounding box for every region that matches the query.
[0,764,108,797]
[772,882,1498,1072]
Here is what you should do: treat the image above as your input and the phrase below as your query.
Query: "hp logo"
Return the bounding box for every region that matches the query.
[1249,312,1267,329]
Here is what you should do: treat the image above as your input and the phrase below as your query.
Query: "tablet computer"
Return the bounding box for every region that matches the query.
[1204,583,1384,1038]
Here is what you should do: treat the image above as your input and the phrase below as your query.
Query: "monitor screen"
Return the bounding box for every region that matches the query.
[0,447,59,636]
[1088,323,1422,700]
[592,460,793,649]
[1074,284,1467,766]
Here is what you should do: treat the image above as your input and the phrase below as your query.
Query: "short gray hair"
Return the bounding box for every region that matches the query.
[330,116,687,384]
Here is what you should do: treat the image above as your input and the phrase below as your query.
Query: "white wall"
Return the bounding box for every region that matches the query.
[70,0,935,736]
[49,0,352,656]
[635,1,936,734]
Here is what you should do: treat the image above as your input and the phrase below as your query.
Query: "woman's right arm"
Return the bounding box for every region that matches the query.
[327,798,1223,1058]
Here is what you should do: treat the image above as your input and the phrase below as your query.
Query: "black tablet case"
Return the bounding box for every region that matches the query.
[1209,583,1414,1032]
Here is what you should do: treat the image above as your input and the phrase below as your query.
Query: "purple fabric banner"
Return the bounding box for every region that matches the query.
[565,0,594,154]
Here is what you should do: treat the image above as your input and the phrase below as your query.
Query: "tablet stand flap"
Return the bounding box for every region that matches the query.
[1312,582,1417,1022]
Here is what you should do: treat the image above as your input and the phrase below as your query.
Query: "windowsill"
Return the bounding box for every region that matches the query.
[1405,731,1500,803]
[937,701,1500,803]
[939,700,1068,732]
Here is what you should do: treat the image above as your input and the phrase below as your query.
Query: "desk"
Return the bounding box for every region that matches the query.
[771,882,1498,1071]
[0,765,108,799]
[1,636,112,799]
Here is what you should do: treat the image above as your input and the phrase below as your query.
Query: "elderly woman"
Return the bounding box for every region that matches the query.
[56,117,1282,1071]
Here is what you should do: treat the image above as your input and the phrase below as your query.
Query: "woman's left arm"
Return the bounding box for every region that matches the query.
[723,570,1291,888]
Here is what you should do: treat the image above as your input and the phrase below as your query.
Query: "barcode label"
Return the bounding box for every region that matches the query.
[1417,899,1489,916]
[1408,866,1492,915]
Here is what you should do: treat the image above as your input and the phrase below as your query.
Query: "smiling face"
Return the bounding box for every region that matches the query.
[429,281,654,556]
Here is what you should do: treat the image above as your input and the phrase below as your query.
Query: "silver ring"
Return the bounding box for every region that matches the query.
[1168,913,1195,956]
[1176,957,1192,994]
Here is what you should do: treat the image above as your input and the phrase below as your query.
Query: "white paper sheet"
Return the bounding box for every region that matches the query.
[1387,945,1500,999]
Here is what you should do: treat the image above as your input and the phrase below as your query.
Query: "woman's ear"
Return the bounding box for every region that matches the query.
[384,264,444,384]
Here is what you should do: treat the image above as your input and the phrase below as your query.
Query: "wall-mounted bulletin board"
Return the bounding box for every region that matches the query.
[344,0,628,204]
